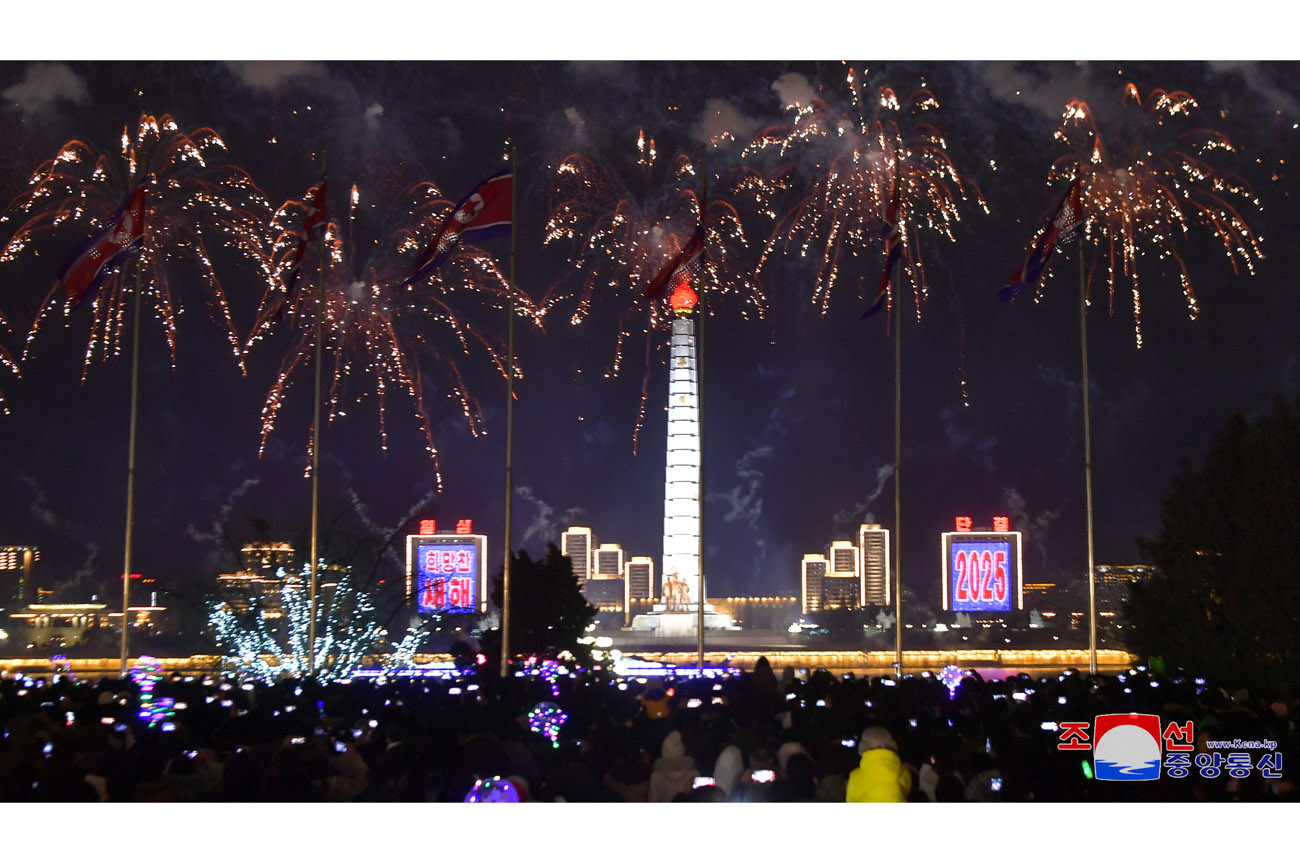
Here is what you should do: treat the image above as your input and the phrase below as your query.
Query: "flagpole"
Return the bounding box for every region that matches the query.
[697,146,707,672]
[308,151,327,679]
[892,246,903,678]
[500,146,517,681]
[1080,245,1098,675]
[119,257,143,678]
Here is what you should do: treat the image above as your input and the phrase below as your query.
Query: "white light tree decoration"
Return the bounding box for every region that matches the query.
[209,564,390,683]
[381,624,428,675]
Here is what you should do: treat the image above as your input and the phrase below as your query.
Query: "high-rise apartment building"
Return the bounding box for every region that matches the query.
[217,541,297,616]
[823,541,862,609]
[624,556,655,602]
[595,543,624,578]
[801,554,828,614]
[857,524,890,605]
[0,546,39,608]
[561,527,595,588]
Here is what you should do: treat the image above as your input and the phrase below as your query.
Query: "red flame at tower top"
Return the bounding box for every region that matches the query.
[669,281,698,315]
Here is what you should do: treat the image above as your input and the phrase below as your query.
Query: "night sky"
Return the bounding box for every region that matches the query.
[1,26,1297,621]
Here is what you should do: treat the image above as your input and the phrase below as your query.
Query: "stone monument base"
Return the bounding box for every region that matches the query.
[628,603,738,636]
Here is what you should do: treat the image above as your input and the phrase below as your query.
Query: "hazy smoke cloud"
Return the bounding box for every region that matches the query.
[564,106,586,140]
[1035,364,1098,457]
[935,406,999,476]
[719,445,773,527]
[1004,486,1064,568]
[3,62,88,114]
[831,463,894,537]
[183,477,262,574]
[18,474,57,528]
[711,384,802,586]
[346,486,438,572]
[713,444,773,588]
[577,420,615,459]
[771,72,815,109]
[515,485,584,550]
[1209,61,1300,118]
[47,540,101,601]
[693,98,761,148]
[185,477,261,547]
[364,102,384,131]
[225,61,329,91]
[980,61,1092,122]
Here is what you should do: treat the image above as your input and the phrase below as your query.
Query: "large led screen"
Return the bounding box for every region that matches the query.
[408,535,486,615]
[941,532,1022,612]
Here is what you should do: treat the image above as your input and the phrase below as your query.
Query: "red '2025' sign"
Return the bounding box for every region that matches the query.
[944,534,1019,612]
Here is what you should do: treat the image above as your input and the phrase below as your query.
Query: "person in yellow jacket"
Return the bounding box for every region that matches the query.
[846,726,912,802]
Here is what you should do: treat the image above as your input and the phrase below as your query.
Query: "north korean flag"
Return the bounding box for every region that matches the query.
[57,184,147,309]
[408,167,512,286]
[1000,176,1084,301]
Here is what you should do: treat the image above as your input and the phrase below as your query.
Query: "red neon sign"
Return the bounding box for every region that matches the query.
[419,519,437,535]
[992,515,1010,532]
[456,519,473,535]
[954,516,972,533]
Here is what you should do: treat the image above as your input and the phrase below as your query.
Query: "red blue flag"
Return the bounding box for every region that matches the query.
[1000,176,1084,301]
[863,176,902,318]
[281,173,328,303]
[408,167,513,285]
[645,223,706,300]
[57,184,147,309]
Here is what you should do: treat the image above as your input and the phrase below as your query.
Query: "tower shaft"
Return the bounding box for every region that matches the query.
[662,316,700,605]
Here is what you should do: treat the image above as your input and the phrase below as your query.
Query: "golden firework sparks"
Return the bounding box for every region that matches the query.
[1,113,276,380]
[738,63,986,318]
[540,132,764,450]
[247,180,537,488]
[1046,85,1264,348]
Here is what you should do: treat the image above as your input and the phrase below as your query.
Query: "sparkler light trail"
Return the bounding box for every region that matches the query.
[542,131,764,449]
[248,179,535,487]
[738,63,986,317]
[1,113,275,378]
[1042,83,1265,347]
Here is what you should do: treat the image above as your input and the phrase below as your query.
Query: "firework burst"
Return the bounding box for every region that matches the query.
[738,63,986,317]
[248,180,534,487]
[0,113,276,378]
[541,131,764,449]
[1044,84,1264,347]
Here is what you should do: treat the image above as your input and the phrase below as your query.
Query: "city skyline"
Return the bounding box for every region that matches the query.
[1,52,1297,619]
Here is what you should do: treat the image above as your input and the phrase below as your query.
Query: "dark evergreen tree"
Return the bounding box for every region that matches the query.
[482,544,598,668]
[1126,397,1300,689]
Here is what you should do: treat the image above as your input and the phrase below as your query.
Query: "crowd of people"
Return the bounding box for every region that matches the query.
[0,657,1294,802]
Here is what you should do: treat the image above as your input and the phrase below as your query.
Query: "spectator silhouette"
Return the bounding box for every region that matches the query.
[648,730,697,802]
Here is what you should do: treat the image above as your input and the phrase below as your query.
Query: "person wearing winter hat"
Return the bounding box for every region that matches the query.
[712,744,745,798]
[846,726,912,803]
[648,730,698,802]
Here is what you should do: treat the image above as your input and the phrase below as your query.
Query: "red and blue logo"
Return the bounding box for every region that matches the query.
[1091,714,1163,781]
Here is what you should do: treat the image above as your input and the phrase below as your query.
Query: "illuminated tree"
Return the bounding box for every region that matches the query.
[209,564,392,683]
